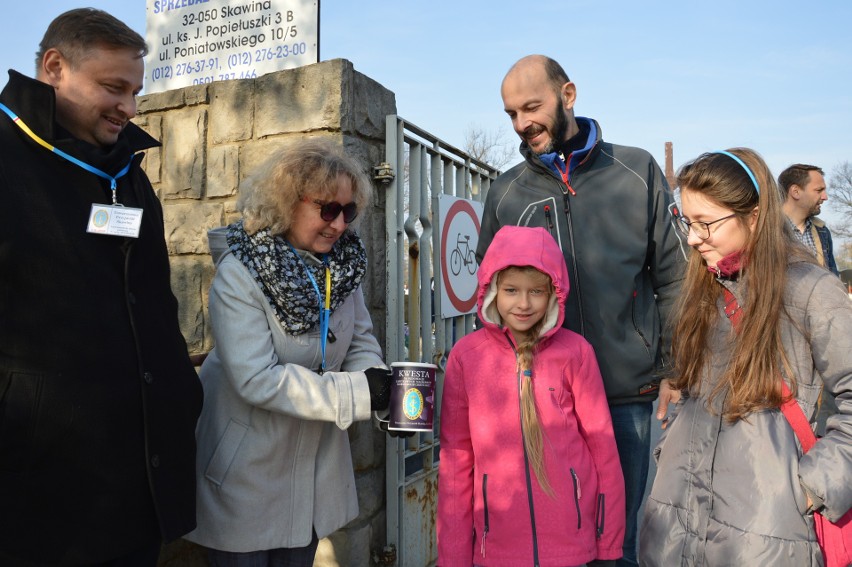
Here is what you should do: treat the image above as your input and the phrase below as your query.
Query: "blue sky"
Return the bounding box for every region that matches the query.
[2,1,850,229]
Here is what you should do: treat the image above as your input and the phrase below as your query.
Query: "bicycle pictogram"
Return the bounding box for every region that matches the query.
[450,233,477,276]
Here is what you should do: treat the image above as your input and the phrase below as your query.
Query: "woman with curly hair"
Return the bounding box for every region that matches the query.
[186,139,392,566]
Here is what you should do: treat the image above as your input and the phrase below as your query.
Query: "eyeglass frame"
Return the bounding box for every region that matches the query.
[303,197,358,224]
[675,212,738,240]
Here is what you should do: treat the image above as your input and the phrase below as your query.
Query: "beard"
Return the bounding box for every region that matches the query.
[809,201,822,216]
[524,101,570,155]
[546,105,569,154]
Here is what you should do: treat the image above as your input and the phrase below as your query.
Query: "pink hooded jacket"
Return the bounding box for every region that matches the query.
[437,226,625,566]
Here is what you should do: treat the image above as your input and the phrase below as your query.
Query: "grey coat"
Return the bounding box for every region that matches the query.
[640,261,852,566]
[185,228,383,552]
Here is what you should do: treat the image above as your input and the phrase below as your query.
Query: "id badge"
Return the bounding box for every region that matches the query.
[86,204,143,238]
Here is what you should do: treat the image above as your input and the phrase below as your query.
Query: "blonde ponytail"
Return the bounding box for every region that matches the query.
[516,323,552,497]
[495,265,555,496]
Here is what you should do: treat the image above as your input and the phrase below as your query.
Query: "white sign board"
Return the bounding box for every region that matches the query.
[437,194,483,318]
[145,0,318,93]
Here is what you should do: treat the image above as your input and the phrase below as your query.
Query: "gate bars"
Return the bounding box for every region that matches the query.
[382,115,499,566]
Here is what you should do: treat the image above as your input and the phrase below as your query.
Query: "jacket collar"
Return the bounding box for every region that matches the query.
[708,250,744,279]
[520,116,602,178]
[0,69,160,157]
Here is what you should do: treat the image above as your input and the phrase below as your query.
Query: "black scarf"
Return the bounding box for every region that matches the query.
[226,220,367,335]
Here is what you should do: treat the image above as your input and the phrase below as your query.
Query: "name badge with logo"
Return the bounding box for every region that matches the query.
[87,204,143,238]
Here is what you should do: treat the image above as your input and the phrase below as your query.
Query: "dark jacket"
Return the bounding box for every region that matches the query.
[0,70,202,564]
[812,216,839,275]
[476,118,685,404]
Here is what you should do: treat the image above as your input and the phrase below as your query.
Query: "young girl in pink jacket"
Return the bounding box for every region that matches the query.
[437,225,625,566]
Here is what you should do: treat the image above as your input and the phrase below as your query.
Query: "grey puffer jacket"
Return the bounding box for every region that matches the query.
[640,261,852,566]
[477,117,686,404]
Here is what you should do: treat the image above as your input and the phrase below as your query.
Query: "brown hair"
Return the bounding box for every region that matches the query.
[238,139,372,236]
[542,56,570,95]
[497,266,555,495]
[778,163,824,195]
[671,148,812,421]
[36,8,147,70]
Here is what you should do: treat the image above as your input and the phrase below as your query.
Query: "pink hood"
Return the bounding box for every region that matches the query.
[477,226,569,337]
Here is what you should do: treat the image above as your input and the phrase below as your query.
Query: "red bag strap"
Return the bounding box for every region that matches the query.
[779,381,818,453]
[722,287,744,326]
[722,287,817,453]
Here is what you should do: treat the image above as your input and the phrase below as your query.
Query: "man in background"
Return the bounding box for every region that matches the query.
[779,163,842,435]
[779,163,839,275]
[476,54,685,566]
[0,9,201,565]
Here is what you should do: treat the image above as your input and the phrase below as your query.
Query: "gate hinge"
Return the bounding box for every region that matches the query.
[373,162,396,185]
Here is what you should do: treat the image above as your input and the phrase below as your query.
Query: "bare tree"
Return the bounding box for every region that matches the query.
[463,124,516,172]
[828,161,852,239]
[834,240,852,272]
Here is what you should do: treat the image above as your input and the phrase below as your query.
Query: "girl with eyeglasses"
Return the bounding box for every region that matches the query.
[640,148,852,566]
[186,140,393,566]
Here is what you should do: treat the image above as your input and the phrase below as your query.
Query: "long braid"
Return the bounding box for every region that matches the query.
[506,267,554,497]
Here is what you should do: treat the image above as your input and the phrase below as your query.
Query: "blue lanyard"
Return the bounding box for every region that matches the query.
[288,243,332,372]
[0,101,133,205]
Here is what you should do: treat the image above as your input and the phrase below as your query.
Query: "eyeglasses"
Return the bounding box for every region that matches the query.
[675,213,737,240]
[304,198,358,223]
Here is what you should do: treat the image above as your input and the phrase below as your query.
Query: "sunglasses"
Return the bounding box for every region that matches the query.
[304,198,358,223]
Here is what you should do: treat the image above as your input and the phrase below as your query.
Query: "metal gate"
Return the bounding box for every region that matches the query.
[381,115,500,566]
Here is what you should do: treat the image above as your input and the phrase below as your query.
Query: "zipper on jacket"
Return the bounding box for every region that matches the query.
[505,333,541,566]
[543,205,555,238]
[570,467,582,530]
[551,140,597,337]
[630,289,652,358]
[596,493,605,539]
[557,154,576,196]
[480,473,489,558]
[545,153,585,336]
[559,189,585,336]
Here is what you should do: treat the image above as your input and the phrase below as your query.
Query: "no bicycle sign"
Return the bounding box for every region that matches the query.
[438,195,483,318]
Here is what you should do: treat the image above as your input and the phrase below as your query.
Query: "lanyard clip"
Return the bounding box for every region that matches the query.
[110,179,123,206]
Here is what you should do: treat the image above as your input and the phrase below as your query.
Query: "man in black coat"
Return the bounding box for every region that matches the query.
[0,8,202,565]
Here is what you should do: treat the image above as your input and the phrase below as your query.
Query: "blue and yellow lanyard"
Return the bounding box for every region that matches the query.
[289,243,333,372]
[0,102,133,204]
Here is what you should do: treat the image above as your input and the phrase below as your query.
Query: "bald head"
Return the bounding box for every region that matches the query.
[503,55,570,95]
[501,55,577,155]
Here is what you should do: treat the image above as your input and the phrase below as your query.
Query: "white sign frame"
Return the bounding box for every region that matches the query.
[145,0,319,93]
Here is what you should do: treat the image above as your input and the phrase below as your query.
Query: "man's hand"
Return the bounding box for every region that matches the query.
[656,378,682,430]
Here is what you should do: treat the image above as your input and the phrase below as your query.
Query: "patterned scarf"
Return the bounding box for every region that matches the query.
[226,219,367,335]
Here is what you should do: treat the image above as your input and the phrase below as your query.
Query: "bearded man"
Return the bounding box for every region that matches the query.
[476,54,686,567]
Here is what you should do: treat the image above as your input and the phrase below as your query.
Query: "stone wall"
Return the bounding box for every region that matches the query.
[136,58,396,566]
